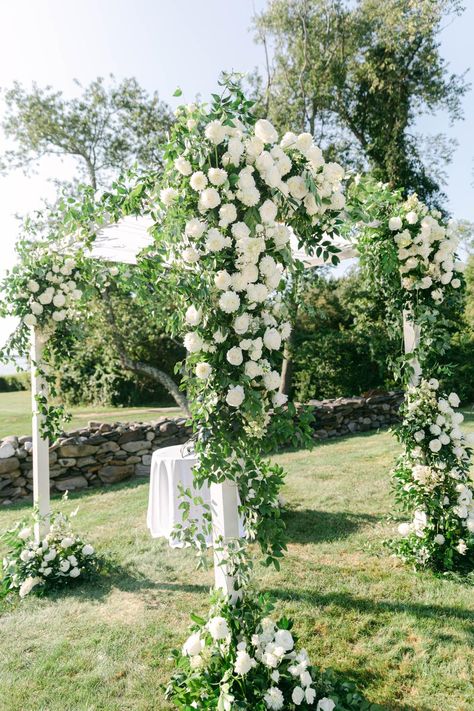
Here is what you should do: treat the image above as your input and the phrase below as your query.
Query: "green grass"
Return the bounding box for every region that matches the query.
[1,424,474,710]
[0,390,183,438]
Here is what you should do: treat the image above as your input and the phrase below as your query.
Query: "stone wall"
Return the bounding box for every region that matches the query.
[0,391,403,505]
[309,390,403,440]
[0,417,191,505]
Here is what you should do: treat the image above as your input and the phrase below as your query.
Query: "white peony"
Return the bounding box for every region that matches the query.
[182,247,200,263]
[255,119,278,144]
[182,632,203,656]
[190,171,208,191]
[238,186,260,207]
[429,439,442,452]
[219,291,240,314]
[234,650,255,675]
[207,615,230,640]
[160,187,178,205]
[389,216,403,231]
[219,203,237,226]
[205,228,228,252]
[264,687,284,710]
[215,270,232,290]
[234,313,250,334]
[406,211,418,224]
[195,362,212,380]
[227,347,243,366]
[263,370,281,391]
[295,132,313,153]
[53,292,66,308]
[208,167,227,186]
[184,332,204,353]
[246,283,269,303]
[205,120,226,145]
[232,222,250,240]
[280,131,297,148]
[174,156,192,175]
[185,218,207,238]
[185,305,202,326]
[23,314,37,327]
[226,385,245,408]
[287,175,308,200]
[199,187,221,211]
[245,361,262,378]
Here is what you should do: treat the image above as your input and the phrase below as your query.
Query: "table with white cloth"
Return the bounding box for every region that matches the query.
[147,444,245,547]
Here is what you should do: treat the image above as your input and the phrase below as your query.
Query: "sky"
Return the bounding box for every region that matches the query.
[0,0,473,367]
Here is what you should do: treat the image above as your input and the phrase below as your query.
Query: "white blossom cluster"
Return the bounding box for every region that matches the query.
[2,512,97,598]
[180,611,335,710]
[160,109,345,436]
[19,253,83,329]
[388,195,463,304]
[394,379,474,566]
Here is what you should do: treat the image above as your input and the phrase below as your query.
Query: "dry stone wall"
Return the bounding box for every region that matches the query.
[0,391,403,505]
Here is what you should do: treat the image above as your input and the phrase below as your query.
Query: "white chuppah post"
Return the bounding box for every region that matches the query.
[402,310,421,387]
[30,327,51,541]
[210,481,241,602]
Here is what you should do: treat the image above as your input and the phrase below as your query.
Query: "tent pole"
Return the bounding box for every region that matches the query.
[30,327,51,541]
[210,480,241,603]
[402,310,421,387]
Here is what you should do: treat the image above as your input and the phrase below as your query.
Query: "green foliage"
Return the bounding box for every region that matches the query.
[0,373,29,393]
[253,0,468,206]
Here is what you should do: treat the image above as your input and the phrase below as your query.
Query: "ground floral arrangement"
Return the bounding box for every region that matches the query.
[1,502,100,598]
[391,379,474,570]
[166,592,380,711]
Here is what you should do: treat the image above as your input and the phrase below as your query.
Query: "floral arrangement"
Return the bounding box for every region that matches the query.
[166,592,375,710]
[1,505,100,598]
[390,378,474,570]
[153,77,345,569]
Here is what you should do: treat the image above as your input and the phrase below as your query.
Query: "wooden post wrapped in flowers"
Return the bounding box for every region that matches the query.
[353,179,474,572]
[150,78,368,710]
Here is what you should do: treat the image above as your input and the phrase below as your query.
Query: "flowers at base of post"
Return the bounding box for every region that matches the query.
[167,590,368,710]
[389,378,474,570]
[1,504,100,598]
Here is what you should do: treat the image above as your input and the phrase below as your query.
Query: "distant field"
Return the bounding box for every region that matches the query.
[0,390,183,439]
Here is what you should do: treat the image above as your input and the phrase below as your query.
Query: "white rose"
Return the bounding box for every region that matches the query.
[182,632,204,656]
[448,392,460,408]
[24,314,37,327]
[272,392,288,408]
[287,175,308,200]
[160,187,178,205]
[205,120,226,145]
[27,280,40,293]
[213,329,227,343]
[317,698,336,711]
[69,567,80,578]
[232,222,250,240]
[53,292,66,308]
[195,362,212,380]
[295,132,313,153]
[199,187,221,211]
[330,191,346,210]
[259,199,278,224]
[274,629,294,651]
[52,310,66,322]
[184,332,204,353]
[406,211,418,224]
[185,218,207,238]
[215,270,232,290]
[82,544,94,556]
[207,615,230,640]
[429,439,442,453]
[185,305,202,326]
[263,370,281,391]
[234,313,250,334]
[245,361,262,378]
[389,216,403,231]
[292,686,305,705]
[428,378,439,390]
[434,534,445,545]
[208,167,227,186]
[219,291,240,314]
[246,283,269,303]
[227,347,243,366]
[452,278,461,288]
[174,156,192,176]
[414,430,425,443]
[280,131,297,148]
[263,328,282,351]
[254,119,278,144]
[226,385,245,408]
[190,171,208,191]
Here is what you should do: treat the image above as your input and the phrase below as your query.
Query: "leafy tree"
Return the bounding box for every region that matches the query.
[0,75,173,190]
[253,0,469,205]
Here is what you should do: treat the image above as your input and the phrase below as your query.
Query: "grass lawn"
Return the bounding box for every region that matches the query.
[0,390,183,439]
[1,423,474,711]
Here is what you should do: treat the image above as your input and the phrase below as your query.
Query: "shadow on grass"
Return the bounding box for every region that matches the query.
[284,507,381,544]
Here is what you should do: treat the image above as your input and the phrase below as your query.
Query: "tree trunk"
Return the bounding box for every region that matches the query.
[279,336,294,396]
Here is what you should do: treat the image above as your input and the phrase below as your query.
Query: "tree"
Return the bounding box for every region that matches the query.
[253,0,469,206]
[0,75,173,190]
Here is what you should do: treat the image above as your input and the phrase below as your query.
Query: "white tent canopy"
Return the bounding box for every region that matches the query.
[91,215,357,267]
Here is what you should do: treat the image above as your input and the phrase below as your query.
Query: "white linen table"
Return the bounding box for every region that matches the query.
[147,444,244,547]
[147,444,211,547]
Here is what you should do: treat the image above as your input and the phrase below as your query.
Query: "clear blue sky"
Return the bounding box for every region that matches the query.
[0,0,473,354]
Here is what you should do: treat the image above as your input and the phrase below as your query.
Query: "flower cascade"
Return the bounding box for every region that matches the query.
[1,506,100,598]
[390,378,474,570]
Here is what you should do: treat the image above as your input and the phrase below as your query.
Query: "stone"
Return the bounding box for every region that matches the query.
[118,430,145,445]
[98,465,134,484]
[88,421,102,430]
[135,463,151,477]
[55,475,89,492]
[16,449,28,460]
[76,456,97,468]
[99,423,112,433]
[121,440,151,453]
[126,455,141,464]
[0,457,20,476]
[88,434,108,445]
[159,421,178,435]
[142,454,152,466]
[58,444,98,458]
[24,441,33,452]
[146,431,155,441]
[2,435,19,447]
[12,476,26,486]
[58,458,77,467]
[18,435,32,444]
[49,451,58,464]
[0,443,16,459]
[96,441,120,455]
